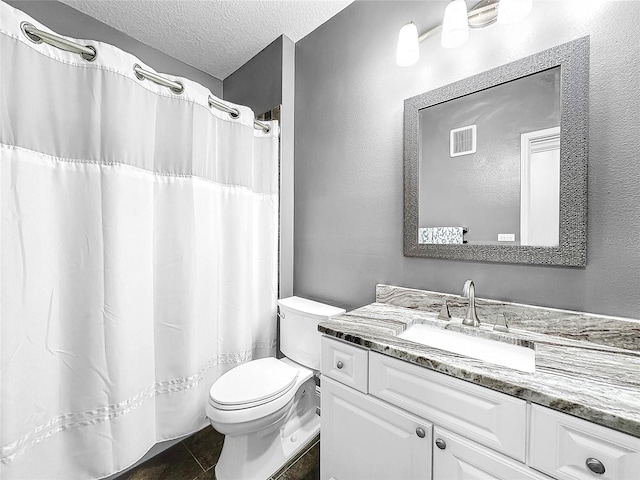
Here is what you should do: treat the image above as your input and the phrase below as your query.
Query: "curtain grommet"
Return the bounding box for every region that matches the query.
[170,81,184,95]
[133,63,145,81]
[20,22,42,43]
[81,45,97,62]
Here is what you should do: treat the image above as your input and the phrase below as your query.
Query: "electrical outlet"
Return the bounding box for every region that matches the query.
[498,233,516,242]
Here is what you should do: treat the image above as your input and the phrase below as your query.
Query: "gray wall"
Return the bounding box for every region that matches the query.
[419,67,560,244]
[280,36,296,299]
[223,34,296,300]
[294,0,640,318]
[223,36,283,115]
[5,0,223,96]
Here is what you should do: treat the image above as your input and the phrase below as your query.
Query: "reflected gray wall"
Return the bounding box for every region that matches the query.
[419,68,560,244]
[6,0,223,96]
[294,0,640,318]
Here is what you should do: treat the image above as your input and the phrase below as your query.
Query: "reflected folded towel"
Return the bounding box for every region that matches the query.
[419,227,466,244]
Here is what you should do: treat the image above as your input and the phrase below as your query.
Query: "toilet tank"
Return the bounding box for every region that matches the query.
[278,296,345,371]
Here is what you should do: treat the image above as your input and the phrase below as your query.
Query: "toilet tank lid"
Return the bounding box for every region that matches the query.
[277,296,345,318]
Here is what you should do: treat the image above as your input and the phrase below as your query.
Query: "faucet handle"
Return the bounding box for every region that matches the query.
[493,313,509,332]
[438,300,452,321]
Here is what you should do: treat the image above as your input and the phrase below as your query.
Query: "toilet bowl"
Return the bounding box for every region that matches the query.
[207,358,319,480]
[206,296,345,480]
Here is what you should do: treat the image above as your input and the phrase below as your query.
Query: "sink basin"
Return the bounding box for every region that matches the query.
[397,323,535,373]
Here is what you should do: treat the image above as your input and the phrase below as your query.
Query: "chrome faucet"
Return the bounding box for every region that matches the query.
[461,280,481,327]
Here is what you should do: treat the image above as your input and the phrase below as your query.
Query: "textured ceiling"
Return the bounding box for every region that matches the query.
[59,0,353,80]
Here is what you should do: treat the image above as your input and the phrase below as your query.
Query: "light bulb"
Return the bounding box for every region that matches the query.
[396,22,420,66]
[498,0,533,24]
[441,0,469,49]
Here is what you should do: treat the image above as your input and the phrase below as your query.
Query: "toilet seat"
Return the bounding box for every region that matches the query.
[209,357,299,411]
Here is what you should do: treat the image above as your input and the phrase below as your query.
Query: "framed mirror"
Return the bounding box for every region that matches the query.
[404,37,589,266]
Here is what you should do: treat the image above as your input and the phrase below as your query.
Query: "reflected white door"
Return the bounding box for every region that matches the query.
[520,127,561,247]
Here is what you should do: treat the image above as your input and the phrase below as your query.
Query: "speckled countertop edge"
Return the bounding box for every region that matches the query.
[318,302,640,438]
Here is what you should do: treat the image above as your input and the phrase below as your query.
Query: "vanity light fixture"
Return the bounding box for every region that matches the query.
[441,0,469,48]
[396,0,533,66]
[396,22,420,66]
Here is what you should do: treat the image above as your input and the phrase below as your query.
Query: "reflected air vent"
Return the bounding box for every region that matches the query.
[450,125,477,157]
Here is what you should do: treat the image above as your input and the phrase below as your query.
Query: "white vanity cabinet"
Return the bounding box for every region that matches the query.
[321,376,433,480]
[320,336,640,480]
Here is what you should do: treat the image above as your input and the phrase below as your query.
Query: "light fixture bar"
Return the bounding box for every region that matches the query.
[468,0,500,28]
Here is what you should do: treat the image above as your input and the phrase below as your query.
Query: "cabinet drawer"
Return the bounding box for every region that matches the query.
[321,336,369,393]
[369,352,527,461]
[529,404,640,480]
[433,427,551,480]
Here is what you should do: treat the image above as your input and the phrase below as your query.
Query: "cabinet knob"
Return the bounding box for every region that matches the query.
[435,438,447,450]
[336,361,344,369]
[585,458,605,475]
[416,427,426,438]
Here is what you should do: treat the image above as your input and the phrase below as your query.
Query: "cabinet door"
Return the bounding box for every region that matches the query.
[433,427,551,480]
[321,376,432,480]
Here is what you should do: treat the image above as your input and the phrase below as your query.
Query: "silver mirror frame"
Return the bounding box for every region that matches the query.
[404,37,589,267]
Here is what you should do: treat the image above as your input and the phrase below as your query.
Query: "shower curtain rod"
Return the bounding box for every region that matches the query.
[20,22,272,134]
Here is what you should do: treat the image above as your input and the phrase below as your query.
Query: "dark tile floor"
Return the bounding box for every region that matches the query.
[116,426,319,480]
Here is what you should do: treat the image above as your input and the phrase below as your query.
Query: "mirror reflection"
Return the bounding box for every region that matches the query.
[418,67,560,246]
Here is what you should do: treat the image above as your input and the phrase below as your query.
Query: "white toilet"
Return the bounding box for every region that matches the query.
[206,296,345,480]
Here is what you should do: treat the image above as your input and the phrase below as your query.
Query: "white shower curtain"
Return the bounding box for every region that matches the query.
[0,3,279,479]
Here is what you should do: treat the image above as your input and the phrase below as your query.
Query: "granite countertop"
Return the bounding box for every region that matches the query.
[318,299,640,438]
